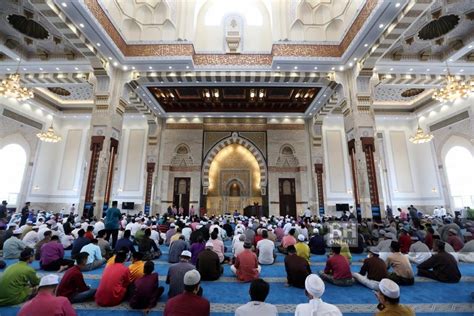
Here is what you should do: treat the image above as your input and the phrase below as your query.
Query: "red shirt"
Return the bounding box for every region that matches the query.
[254,235,263,246]
[448,235,464,252]
[399,234,412,254]
[324,254,352,280]
[164,292,210,316]
[95,263,130,306]
[425,233,433,249]
[57,266,89,300]
[18,291,76,316]
[235,250,259,282]
[84,231,94,241]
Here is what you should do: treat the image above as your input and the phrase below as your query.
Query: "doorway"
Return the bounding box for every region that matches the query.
[279,178,296,217]
[173,177,190,216]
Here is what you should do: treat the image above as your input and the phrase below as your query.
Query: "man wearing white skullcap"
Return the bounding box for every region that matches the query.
[295,234,310,263]
[374,278,414,315]
[294,274,341,315]
[164,270,210,316]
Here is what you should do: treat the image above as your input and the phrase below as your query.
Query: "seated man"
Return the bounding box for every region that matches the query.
[353,247,387,290]
[295,274,342,315]
[57,252,97,303]
[128,252,146,284]
[231,241,261,282]
[232,234,246,260]
[138,228,161,260]
[35,231,52,260]
[18,274,76,316]
[235,278,278,316]
[407,235,431,265]
[284,245,311,288]
[80,238,106,271]
[278,228,297,254]
[40,235,74,272]
[256,230,275,265]
[95,251,130,306]
[71,229,90,259]
[114,229,136,254]
[309,230,326,255]
[386,241,414,286]
[97,230,113,259]
[319,246,354,286]
[374,278,415,315]
[295,234,310,263]
[3,228,26,259]
[458,239,474,263]
[166,250,195,298]
[447,228,464,252]
[196,243,223,281]
[0,248,40,306]
[417,240,461,283]
[129,261,164,310]
[164,270,210,316]
[168,235,189,263]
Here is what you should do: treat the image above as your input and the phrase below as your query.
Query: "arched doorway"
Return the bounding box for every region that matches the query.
[204,142,264,215]
[0,143,27,206]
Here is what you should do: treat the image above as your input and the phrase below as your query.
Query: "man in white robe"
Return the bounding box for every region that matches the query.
[294,274,341,316]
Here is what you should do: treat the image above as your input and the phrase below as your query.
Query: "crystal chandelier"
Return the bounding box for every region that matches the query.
[432,69,471,103]
[409,125,433,144]
[0,73,34,101]
[37,124,62,143]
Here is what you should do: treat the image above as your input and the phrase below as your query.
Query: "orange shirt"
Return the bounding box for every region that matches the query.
[128,260,145,283]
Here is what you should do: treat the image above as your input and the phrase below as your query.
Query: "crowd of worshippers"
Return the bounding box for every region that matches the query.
[0,201,473,315]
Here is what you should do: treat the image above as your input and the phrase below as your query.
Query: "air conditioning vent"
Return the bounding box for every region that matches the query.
[2,108,43,130]
[429,111,469,132]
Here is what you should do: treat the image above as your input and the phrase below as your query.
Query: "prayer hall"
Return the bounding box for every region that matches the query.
[0,0,474,315]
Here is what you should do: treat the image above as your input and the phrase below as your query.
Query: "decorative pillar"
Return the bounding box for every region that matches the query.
[144,162,155,215]
[79,68,128,218]
[314,163,324,217]
[337,67,384,219]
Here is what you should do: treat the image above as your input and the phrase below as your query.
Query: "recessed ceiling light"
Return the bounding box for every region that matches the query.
[353,57,357,61]
[331,67,335,70]
[314,66,318,70]
[409,68,413,71]
[113,62,118,67]
[364,43,368,47]
[389,68,394,71]
[79,23,84,28]
[460,69,464,72]
[186,66,189,69]
[108,57,112,60]
[169,66,173,69]
[131,66,135,70]
[395,2,400,7]
[379,24,384,29]
[6,68,10,71]
[323,94,326,97]
[276,66,280,69]
[426,68,430,71]
[74,67,78,70]
[123,66,128,71]
[443,68,447,72]
[55,67,60,70]
[149,66,153,70]
[339,66,344,71]
[61,2,67,7]
[22,67,26,71]
[96,43,101,47]
[349,62,353,67]
[294,66,298,70]
[469,45,473,49]
[39,67,43,71]
[15,57,20,61]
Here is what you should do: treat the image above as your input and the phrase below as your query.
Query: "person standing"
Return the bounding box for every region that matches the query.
[164,270,210,316]
[284,245,311,288]
[104,201,121,248]
[352,248,387,290]
[0,200,7,221]
[18,274,76,316]
[235,279,278,316]
[20,202,30,227]
[0,248,40,306]
[56,252,97,303]
[294,274,342,315]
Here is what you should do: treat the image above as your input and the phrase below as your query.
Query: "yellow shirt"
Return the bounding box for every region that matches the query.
[295,242,310,263]
[376,304,415,316]
[170,233,182,244]
[106,255,116,266]
[128,260,145,283]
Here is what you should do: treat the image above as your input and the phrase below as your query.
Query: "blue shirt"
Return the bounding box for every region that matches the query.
[81,243,103,264]
[105,207,121,230]
[115,238,136,254]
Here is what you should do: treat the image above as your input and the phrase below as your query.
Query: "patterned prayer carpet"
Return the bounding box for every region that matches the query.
[1,240,473,316]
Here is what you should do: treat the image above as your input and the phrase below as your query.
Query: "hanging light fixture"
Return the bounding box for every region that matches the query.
[37,124,62,143]
[0,56,34,101]
[409,125,433,144]
[432,63,471,102]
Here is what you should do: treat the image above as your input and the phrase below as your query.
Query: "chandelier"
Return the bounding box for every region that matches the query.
[37,124,62,143]
[409,125,433,144]
[432,69,471,103]
[0,73,34,101]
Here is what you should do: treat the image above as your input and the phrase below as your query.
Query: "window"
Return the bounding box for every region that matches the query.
[0,144,27,206]
[204,0,263,26]
[445,146,474,208]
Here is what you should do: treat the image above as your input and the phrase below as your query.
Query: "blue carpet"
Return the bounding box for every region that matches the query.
[1,241,473,315]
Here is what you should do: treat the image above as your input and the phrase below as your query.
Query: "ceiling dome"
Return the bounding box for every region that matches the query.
[47,87,71,96]
[401,88,425,98]
[418,14,459,40]
[7,14,49,40]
